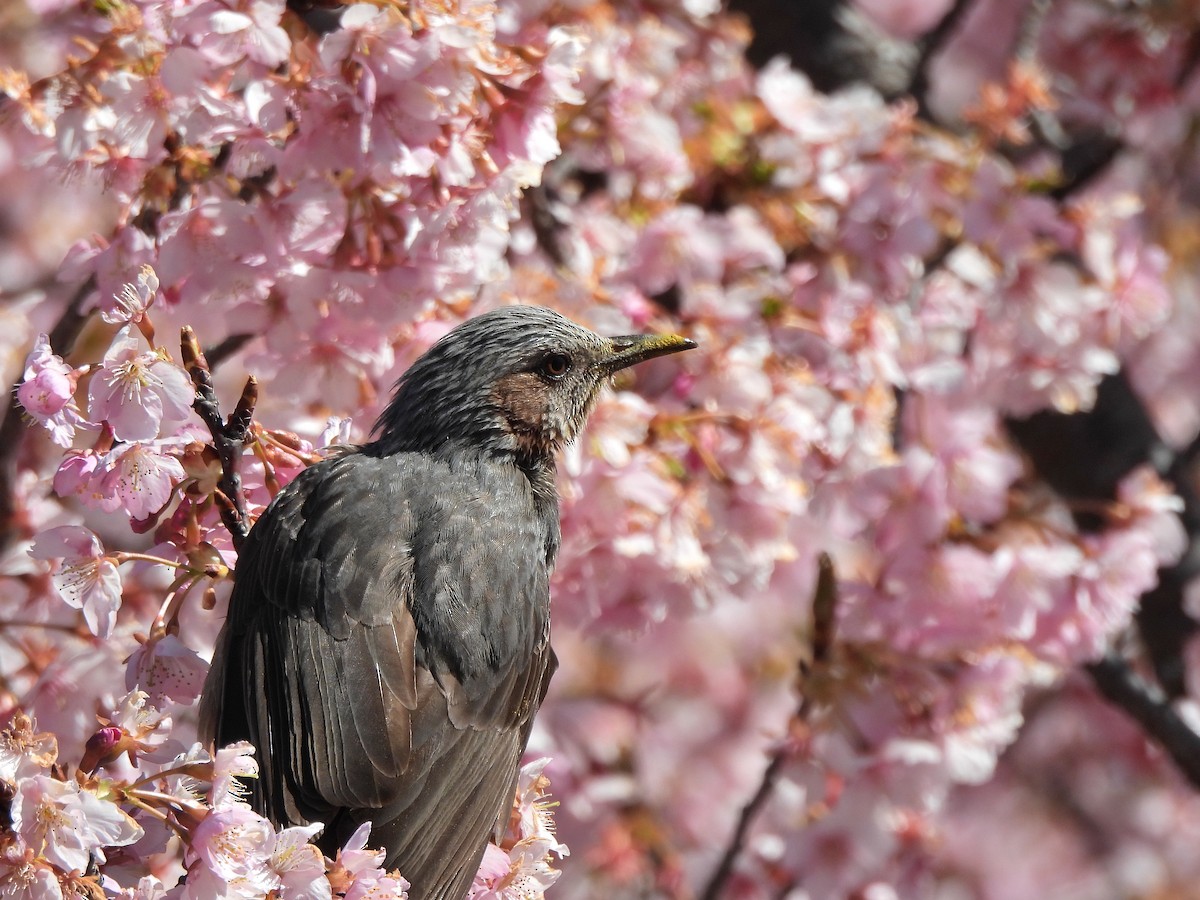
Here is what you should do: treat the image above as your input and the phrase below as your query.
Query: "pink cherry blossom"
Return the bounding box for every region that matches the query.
[1116,465,1187,566]
[174,0,291,69]
[343,871,410,900]
[51,449,116,513]
[28,525,123,639]
[100,264,159,327]
[0,715,59,785]
[11,774,143,873]
[126,633,209,706]
[0,839,64,900]
[336,824,410,900]
[269,823,331,900]
[210,742,259,807]
[16,334,91,448]
[317,416,355,449]
[52,443,185,520]
[97,443,187,520]
[334,823,383,879]
[103,690,177,765]
[115,876,169,900]
[468,758,569,899]
[87,328,194,443]
[186,803,274,891]
[467,844,513,899]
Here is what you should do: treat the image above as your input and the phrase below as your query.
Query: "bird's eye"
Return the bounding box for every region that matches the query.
[539,353,572,379]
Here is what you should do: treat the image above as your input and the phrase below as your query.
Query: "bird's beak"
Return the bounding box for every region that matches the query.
[602,333,697,373]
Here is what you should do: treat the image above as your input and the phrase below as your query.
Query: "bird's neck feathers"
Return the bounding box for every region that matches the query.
[371,372,499,453]
[372,364,579,455]
[368,381,563,499]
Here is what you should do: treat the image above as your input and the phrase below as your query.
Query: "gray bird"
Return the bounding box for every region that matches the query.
[198,305,695,900]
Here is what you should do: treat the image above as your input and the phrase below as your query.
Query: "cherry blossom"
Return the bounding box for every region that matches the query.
[16,334,91,448]
[174,0,291,69]
[96,442,187,521]
[185,803,277,898]
[125,633,209,707]
[28,526,123,639]
[0,839,64,900]
[468,758,569,899]
[88,690,178,768]
[209,742,260,808]
[100,265,159,328]
[87,328,194,443]
[0,714,58,785]
[267,823,331,900]
[115,876,170,900]
[11,774,143,873]
[333,823,411,900]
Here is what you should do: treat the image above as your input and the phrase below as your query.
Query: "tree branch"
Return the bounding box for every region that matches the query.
[180,327,256,551]
[909,0,976,120]
[0,277,95,549]
[699,554,837,900]
[699,752,786,900]
[726,0,916,97]
[203,332,255,371]
[1086,655,1200,790]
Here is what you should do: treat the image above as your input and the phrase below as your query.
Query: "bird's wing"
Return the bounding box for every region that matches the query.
[199,450,555,866]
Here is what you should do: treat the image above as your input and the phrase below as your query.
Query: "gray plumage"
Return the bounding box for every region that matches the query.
[198,305,694,900]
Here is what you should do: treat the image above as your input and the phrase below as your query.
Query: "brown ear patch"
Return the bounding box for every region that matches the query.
[490,372,560,458]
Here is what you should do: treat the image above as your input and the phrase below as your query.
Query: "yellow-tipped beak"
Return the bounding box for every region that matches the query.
[602,333,697,373]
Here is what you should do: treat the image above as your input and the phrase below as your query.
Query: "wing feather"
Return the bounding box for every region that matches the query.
[199,449,556,900]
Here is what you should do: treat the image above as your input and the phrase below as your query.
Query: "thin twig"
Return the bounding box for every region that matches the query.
[1014,0,1053,63]
[699,554,837,900]
[522,183,567,268]
[700,753,787,900]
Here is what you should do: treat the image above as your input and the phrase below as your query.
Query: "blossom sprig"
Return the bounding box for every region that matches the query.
[28,523,230,643]
[1,707,556,899]
[0,710,144,900]
[100,264,160,348]
[468,758,569,899]
[16,334,93,449]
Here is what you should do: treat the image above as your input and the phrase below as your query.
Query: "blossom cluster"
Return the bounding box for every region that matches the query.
[4,0,1200,897]
[0,695,564,899]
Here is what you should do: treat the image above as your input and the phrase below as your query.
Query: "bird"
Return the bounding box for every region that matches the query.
[198,305,696,900]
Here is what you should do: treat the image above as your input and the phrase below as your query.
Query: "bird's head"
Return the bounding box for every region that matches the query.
[371,306,696,465]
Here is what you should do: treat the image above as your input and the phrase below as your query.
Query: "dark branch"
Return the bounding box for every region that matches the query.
[1048,132,1123,201]
[726,0,916,96]
[699,554,837,900]
[0,277,95,549]
[1008,367,1200,700]
[909,0,976,119]
[181,326,256,550]
[1174,28,1200,90]
[203,332,254,371]
[1086,656,1200,790]
[1013,0,1052,63]
[698,752,786,900]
